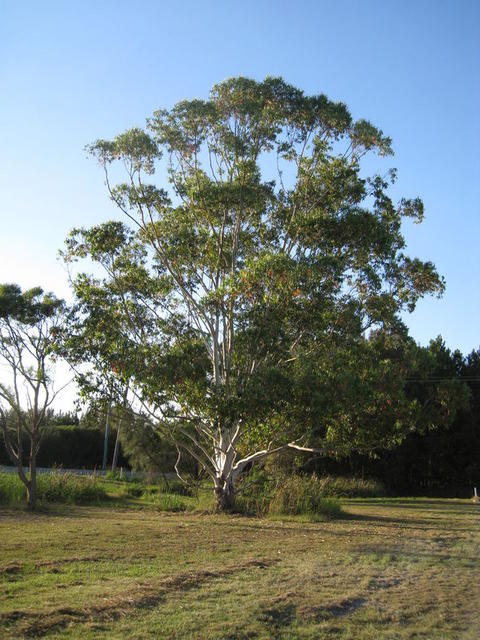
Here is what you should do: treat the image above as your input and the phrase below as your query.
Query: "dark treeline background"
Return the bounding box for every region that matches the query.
[304,343,480,496]
[1,341,479,496]
[0,410,131,471]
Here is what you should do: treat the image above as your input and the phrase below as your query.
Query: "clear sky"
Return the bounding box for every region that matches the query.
[1,0,479,362]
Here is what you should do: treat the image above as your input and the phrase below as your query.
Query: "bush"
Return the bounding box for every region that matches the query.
[268,475,342,519]
[0,471,107,505]
[125,482,146,497]
[233,467,275,515]
[233,492,271,516]
[157,478,195,497]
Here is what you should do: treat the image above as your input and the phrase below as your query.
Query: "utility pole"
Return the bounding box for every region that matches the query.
[102,401,112,471]
[111,381,129,473]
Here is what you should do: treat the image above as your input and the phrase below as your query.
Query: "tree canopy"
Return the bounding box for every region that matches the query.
[0,284,66,509]
[63,77,444,510]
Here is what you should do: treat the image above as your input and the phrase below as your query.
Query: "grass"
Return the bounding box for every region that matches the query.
[0,497,479,639]
[305,475,386,498]
[152,493,190,512]
[0,471,349,518]
[268,475,342,519]
[0,473,202,510]
[0,473,25,504]
[234,473,383,517]
[0,472,107,505]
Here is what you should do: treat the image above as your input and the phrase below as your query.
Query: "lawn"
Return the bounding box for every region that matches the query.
[0,498,479,639]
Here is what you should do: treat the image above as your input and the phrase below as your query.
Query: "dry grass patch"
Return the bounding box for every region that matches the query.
[0,499,479,639]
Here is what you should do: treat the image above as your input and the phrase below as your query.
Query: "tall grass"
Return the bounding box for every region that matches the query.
[310,475,386,498]
[235,472,385,518]
[0,473,25,505]
[268,475,342,519]
[0,471,107,505]
[152,493,190,512]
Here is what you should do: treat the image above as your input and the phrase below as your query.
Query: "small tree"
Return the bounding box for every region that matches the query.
[64,77,444,510]
[0,285,66,509]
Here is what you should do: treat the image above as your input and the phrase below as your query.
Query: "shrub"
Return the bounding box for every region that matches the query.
[268,475,342,519]
[233,492,271,516]
[233,466,275,515]
[125,482,146,497]
[157,478,195,497]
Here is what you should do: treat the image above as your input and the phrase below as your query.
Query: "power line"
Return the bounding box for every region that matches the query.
[406,377,480,382]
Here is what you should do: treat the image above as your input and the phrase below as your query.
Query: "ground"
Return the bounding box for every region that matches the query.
[0,499,479,639]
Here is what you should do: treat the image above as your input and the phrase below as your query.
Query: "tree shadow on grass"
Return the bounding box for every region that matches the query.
[344,498,477,513]
[351,543,479,567]
[259,602,296,631]
[301,597,367,622]
[341,511,442,528]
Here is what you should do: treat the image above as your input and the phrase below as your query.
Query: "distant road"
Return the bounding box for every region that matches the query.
[0,465,140,478]
[0,465,177,480]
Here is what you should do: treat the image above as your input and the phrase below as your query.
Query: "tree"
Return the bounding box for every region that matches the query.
[299,333,471,491]
[373,337,472,493]
[64,77,444,510]
[0,284,66,509]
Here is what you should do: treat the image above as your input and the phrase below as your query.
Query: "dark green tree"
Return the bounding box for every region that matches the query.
[64,77,444,510]
[374,338,473,493]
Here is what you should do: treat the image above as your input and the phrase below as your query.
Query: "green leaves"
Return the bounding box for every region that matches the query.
[68,77,446,487]
[87,128,159,174]
[0,284,64,325]
[350,119,393,157]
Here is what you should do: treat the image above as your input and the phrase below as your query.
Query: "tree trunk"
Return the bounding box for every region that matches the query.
[26,479,36,510]
[214,477,235,512]
[27,454,37,511]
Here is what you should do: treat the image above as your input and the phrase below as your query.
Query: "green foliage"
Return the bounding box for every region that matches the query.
[152,493,190,512]
[124,481,146,497]
[365,341,479,495]
[268,475,342,519]
[36,472,107,503]
[0,472,106,505]
[45,409,79,426]
[0,283,67,509]
[0,424,129,469]
[303,475,385,498]
[118,412,180,473]
[0,472,25,504]
[234,468,381,516]
[156,478,195,496]
[0,284,64,325]
[61,77,446,509]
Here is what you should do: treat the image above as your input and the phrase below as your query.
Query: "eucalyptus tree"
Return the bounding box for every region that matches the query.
[64,77,444,510]
[0,285,67,509]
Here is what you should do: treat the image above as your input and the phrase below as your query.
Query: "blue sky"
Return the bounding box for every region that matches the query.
[1,0,479,355]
